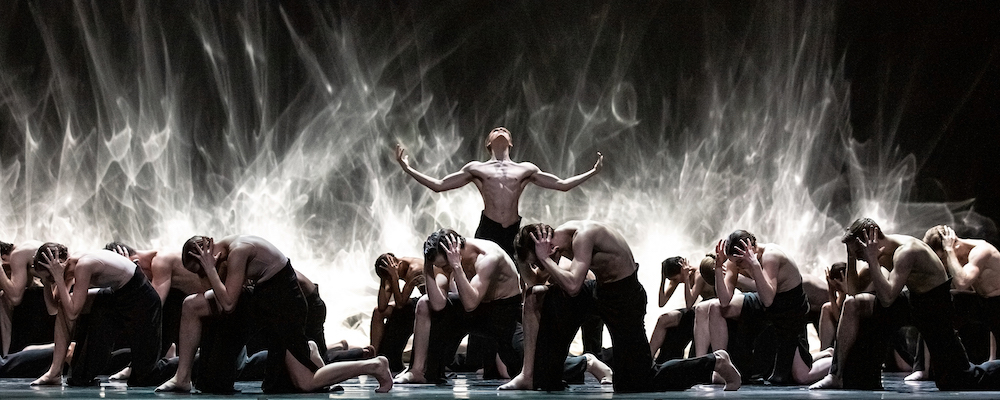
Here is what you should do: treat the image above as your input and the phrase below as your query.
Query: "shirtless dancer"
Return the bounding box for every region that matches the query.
[392,230,523,384]
[514,221,740,392]
[649,256,716,362]
[31,243,173,387]
[811,218,1000,390]
[1,240,42,356]
[397,127,602,373]
[708,230,826,385]
[155,235,391,393]
[371,253,431,373]
[906,225,1000,380]
[397,127,602,255]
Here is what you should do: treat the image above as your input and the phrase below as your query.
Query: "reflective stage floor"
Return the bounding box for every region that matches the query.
[0,373,996,399]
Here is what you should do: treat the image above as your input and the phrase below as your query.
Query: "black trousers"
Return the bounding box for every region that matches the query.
[378,297,417,373]
[0,347,54,378]
[535,274,714,393]
[194,261,316,394]
[423,293,523,382]
[654,308,695,363]
[7,286,56,354]
[70,268,173,387]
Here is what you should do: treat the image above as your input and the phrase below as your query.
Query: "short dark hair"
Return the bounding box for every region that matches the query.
[32,242,69,273]
[842,218,884,244]
[182,236,211,271]
[922,225,947,252]
[514,223,549,262]
[104,241,136,256]
[829,262,847,280]
[699,254,717,286]
[725,230,757,257]
[423,229,465,265]
[375,253,396,279]
[0,241,13,257]
[661,256,684,278]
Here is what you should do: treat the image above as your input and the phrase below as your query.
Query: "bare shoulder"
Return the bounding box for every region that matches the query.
[970,240,1000,265]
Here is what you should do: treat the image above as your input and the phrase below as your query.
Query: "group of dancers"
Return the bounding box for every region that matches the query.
[2,127,1000,393]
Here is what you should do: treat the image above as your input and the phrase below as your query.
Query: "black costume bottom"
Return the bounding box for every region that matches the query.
[654,308,695,363]
[534,272,715,393]
[193,261,317,394]
[464,212,522,377]
[6,286,56,354]
[0,347,54,378]
[760,284,813,384]
[69,267,174,387]
[909,280,1000,390]
[423,293,523,382]
[378,297,417,373]
[161,288,186,358]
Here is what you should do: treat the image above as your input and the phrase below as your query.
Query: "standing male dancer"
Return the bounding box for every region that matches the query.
[812,218,1000,390]
[397,126,603,373]
[392,229,523,384]
[156,235,391,393]
[514,221,741,392]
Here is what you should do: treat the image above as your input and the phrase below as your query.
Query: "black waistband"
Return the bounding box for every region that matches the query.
[597,268,639,289]
[478,211,522,230]
[116,266,147,294]
[254,260,294,289]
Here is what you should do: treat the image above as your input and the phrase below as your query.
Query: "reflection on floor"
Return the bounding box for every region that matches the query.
[0,372,994,399]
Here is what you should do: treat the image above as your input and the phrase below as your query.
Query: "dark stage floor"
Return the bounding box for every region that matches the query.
[0,373,996,399]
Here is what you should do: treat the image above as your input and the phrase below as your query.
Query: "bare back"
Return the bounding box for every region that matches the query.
[75,251,140,290]
[157,251,210,295]
[891,235,950,294]
[562,220,637,284]
[759,244,803,293]
[216,235,289,283]
[967,239,1000,297]
[465,238,521,302]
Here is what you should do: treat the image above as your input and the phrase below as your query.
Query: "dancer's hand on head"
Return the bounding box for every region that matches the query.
[395,144,410,169]
[734,239,759,269]
[189,238,217,273]
[443,234,462,272]
[939,226,958,250]
[858,227,880,263]
[714,239,727,269]
[112,244,129,258]
[593,151,604,173]
[530,226,556,265]
[40,247,65,279]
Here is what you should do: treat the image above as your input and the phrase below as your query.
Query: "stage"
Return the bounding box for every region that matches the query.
[0,373,992,399]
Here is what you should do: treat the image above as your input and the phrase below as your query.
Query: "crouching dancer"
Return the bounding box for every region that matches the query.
[155,235,391,393]
[811,218,1000,390]
[514,221,740,392]
[31,243,174,387]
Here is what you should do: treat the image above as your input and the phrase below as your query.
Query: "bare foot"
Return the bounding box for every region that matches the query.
[372,356,393,393]
[361,345,377,359]
[110,366,132,381]
[164,343,177,359]
[904,370,929,381]
[809,374,842,390]
[584,353,613,384]
[713,350,740,391]
[30,372,62,386]
[155,377,192,393]
[307,341,326,368]
[498,372,532,390]
[811,347,835,361]
[393,367,427,384]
